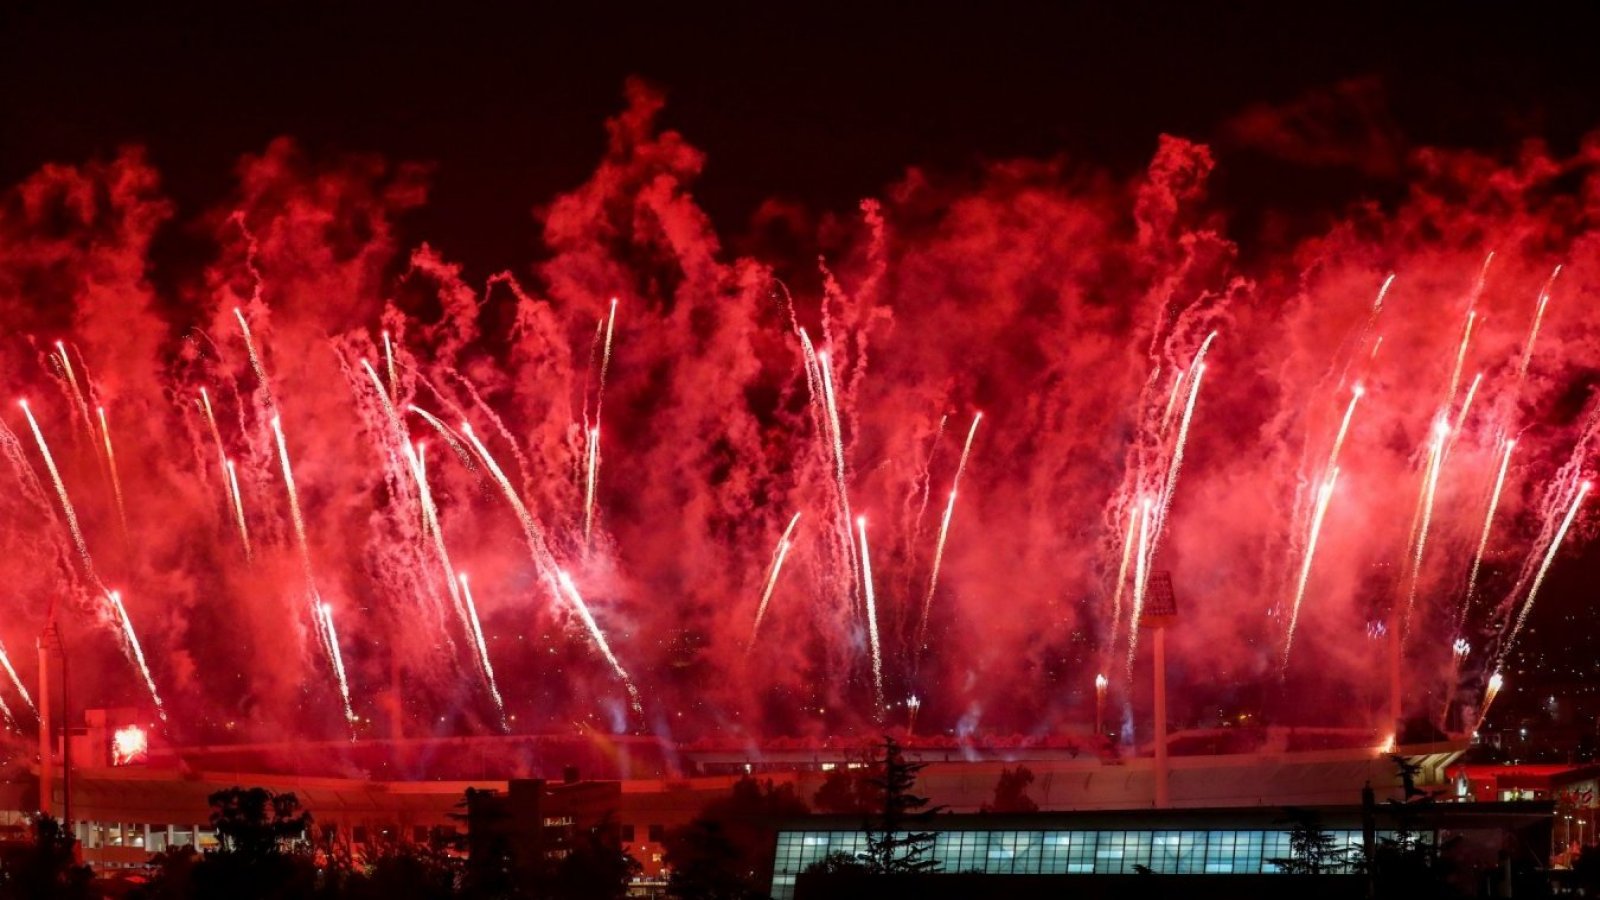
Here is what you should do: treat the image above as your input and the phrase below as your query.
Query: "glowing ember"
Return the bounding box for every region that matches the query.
[111,725,149,765]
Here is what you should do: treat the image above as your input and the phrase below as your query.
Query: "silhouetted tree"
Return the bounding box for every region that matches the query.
[810,762,877,815]
[208,787,314,859]
[343,840,460,900]
[130,845,201,900]
[800,850,870,878]
[863,736,942,875]
[981,766,1039,814]
[666,776,809,900]
[1267,808,1349,874]
[0,816,94,900]
[545,813,639,900]
[1371,756,1460,900]
[190,787,318,900]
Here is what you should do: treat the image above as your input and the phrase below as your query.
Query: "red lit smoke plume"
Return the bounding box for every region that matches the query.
[0,80,1597,747]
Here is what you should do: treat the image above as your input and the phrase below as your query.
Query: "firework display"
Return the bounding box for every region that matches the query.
[0,84,1595,749]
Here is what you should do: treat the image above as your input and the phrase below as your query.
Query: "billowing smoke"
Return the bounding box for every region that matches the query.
[0,79,1596,746]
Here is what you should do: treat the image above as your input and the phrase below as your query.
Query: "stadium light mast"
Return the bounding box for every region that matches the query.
[37,610,71,826]
[36,628,50,818]
[1142,572,1179,809]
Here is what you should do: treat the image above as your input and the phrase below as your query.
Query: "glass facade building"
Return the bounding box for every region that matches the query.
[771,825,1388,899]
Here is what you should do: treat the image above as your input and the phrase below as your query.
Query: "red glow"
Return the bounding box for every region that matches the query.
[112,725,148,765]
[0,81,1590,746]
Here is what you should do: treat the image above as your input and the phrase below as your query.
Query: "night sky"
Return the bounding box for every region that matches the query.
[7,3,1600,274]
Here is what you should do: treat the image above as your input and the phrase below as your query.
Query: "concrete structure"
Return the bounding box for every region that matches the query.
[0,705,1474,887]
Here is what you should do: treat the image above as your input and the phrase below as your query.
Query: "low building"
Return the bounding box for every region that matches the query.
[774,803,1553,900]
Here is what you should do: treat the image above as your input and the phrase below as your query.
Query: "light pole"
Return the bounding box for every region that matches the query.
[37,617,70,827]
[1142,572,1179,809]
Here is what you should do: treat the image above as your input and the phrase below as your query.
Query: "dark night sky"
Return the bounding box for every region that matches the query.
[6,2,1600,274]
[4,2,1600,709]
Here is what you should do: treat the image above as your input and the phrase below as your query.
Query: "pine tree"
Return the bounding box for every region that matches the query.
[863,736,943,874]
[1267,808,1349,874]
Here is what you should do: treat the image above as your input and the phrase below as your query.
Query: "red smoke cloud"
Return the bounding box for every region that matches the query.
[0,79,1595,749]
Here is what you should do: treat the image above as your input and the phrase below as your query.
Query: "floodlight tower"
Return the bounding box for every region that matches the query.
[1142,571,1179,809]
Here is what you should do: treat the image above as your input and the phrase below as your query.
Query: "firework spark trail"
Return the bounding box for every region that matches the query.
[1446,310,1478,407]
[271,416,317,587]
[918,489,960,650]
[226,459,252,561]
[1326,385,1364,475]
[1151,353,1209,557]
[53,342,97,448]
[1160,368,1186,432]
[749,512,801,651]
[315,601,356,727]
[1401,419,1450,637]
[233,308,277,408]
[383,330,398,402]
[451,416,640,710]
[0,419,62,546]
[198,387,230,485]
[456,573,506,724]
[441,367,532,492]
[1456,439,1515,634]
[795,329,822,426]
[909,413,948,552]
[97,406,128,534]
[1490,406,1600,638]
[583,427,600,546]
[401,416,503,722]
[1126,496,1153,676]
[857,517,884,716]
[598,297,618,417]
[581,299,619,544]
[0,693,14,732]
[1373,273,1396,313]
[1281,384,1361,628]
[1475,670,1505,732]
[108,590,166,720]
[455,420,559,569]
[818,353,854,539]
[21,401,98,579]
[0,641,35,715]
[915,412,982,649]
[795,331,852,582]
[1501,479,1592,665]
[1448,372,1483,454]
[1283,467,1340,669]
[270,414,355,723]
[555,570,642,715]
[406,401,475,470]
[1105,504,1138,670]
[814,349,860,604]
[1520,265,1562,378]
